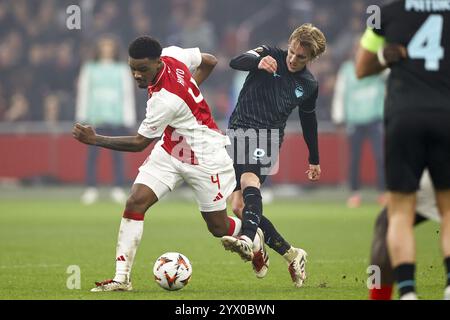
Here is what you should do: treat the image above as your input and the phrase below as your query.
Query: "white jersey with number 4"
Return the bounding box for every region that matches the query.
[138,46,231,173]
[135,46,235,212]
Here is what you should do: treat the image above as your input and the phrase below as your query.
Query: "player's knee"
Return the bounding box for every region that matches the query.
[240,173,260,190]
[125,193,148,213]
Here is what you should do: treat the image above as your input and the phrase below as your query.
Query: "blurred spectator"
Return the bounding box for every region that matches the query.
[0,2,10,38]
[0,85,6,120]
[128,0,152,40]
[0,0,383,125]
[51,40,79,93]
[309,52,335,121]
[181,2,216,52]
[4,92,29,122]
[43,94,60,125]
[331,4,366,63]
[229,71,248,115]
[331,41,386,208]
[75,35,136,205]
[166,0,187,45]
[91,1,121,39]
[168,0,217,52]
[30,0,57,41]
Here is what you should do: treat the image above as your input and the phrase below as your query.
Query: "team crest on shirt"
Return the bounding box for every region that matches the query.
[254,46,264,53]
[295,85,304,98]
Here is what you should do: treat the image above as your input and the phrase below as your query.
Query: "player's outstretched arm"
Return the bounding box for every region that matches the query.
[72,123,154,152]
[192,53,218,86]
[229,46,271,71]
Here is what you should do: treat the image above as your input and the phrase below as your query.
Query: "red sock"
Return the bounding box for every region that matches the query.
[227,216,242,236]
[123,211,145,221]
[369,285,393,300]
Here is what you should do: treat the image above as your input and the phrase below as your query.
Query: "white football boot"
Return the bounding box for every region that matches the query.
[288,248,308,288]
[251,228,269,278]
[90,279,132,292]
[221,234,254,261]
[444,285,450,300]
[400,292,418,300]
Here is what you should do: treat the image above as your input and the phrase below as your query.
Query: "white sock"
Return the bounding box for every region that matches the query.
[227,216,258,250]
[283,246,297,263]
[252,229,263,252]
[113,217,144,283]
[227,216,242,237]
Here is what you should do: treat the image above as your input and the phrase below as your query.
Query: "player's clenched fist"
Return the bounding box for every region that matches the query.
[258,56,278,74]
[72,123,97,145]
[377,43,407,67]
[306,164,321,181]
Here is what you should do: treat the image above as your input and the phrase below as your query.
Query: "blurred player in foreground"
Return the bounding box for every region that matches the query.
[73,36,263,292]
[221,24,326,287]
[356,0,450,299]
[369,170,441,299]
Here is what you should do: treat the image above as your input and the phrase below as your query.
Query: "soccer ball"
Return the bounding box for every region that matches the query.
[153,252,192,291]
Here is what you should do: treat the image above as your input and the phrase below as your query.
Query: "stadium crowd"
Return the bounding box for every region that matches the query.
[0,0,378,124]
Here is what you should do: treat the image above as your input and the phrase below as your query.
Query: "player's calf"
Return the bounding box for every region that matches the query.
[203,214,241,238]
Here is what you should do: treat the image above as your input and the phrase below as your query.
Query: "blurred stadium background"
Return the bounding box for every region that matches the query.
[0,0,443,300]
[0,0,383,191]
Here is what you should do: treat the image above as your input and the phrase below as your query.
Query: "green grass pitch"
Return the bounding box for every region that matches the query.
[0,198,444,300]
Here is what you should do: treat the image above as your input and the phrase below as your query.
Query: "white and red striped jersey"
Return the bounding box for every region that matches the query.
[138,46,230,168]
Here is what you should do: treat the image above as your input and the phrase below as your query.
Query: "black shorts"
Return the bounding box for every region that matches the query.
[226,129,280,191]
[385,111,450,192]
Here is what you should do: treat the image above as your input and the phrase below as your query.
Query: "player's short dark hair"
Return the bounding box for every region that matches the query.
[128,36,162,60]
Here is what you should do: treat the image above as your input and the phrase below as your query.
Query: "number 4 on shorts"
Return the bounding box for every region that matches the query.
[211,174,221,190]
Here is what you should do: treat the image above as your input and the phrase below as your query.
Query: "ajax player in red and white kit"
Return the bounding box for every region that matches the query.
[73,36,264,292]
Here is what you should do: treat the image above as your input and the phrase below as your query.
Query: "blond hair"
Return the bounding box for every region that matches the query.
[289,23,327,60]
